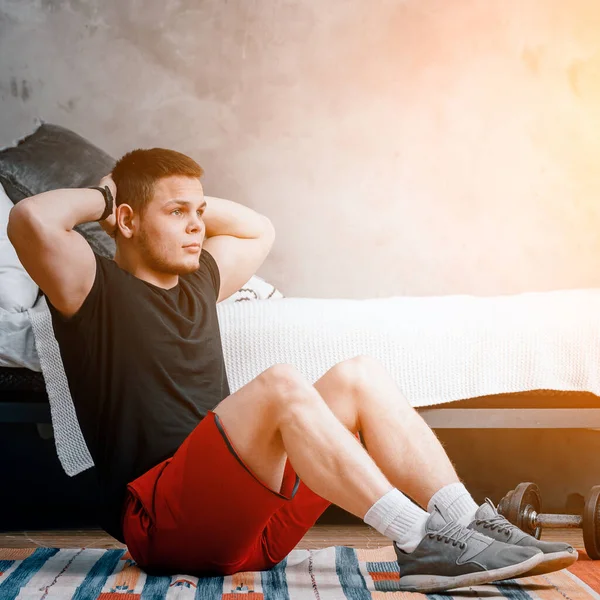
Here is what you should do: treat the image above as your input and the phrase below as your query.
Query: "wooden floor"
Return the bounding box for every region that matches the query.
[0,525,585,551]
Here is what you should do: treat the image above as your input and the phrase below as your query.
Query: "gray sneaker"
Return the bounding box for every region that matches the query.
[468,499,578,576]
[394,505,543,593]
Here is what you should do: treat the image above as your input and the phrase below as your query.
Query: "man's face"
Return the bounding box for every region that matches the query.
[135,175,207,276]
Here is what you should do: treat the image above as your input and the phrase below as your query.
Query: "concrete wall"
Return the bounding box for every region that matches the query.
[2,0,600,298]
[1,0,599,512]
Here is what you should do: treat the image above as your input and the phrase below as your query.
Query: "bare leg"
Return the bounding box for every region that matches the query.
[213,363,393,519]
[212,360,549,585]
[213,356,459,519]
[314,355,460,509]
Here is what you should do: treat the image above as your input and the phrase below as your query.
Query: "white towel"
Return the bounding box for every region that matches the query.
[28,297,94,475]
[28,288,600,476]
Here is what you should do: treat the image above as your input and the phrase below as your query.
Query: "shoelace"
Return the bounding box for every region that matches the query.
[427,522,475,549]
[475,513,515,537]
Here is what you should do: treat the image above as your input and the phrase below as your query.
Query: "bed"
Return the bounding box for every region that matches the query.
[9,287,600,437]
[1,121,599,497]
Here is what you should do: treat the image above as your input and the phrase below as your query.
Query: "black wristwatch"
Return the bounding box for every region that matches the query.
[88,185,114,221]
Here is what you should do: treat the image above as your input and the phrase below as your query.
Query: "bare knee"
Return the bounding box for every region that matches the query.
[328,355,384,392]
[258,363,311,406]
[331,355,411,407]
[258,363,308,395]
[259,364,323,423]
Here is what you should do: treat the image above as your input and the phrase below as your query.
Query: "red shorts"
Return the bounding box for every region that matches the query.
[121,410,332,575]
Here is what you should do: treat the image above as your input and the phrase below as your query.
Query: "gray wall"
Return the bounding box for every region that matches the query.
[1,0,599,512]
[2,0,600,298]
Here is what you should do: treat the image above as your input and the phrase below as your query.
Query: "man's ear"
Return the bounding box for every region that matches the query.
[116,204,136,239]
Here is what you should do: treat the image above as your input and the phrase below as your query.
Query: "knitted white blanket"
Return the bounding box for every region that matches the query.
[29,289,600,476]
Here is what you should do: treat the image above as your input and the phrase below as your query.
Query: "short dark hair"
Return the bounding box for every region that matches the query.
[111,148,204,214]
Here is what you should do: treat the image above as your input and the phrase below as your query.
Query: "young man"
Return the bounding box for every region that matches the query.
[8,148,576,592]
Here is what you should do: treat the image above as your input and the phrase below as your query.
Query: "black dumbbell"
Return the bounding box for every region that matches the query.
[497,482,600,559]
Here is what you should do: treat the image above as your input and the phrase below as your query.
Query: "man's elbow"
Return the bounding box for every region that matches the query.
[7,201,42,248]
[261,216,276,244]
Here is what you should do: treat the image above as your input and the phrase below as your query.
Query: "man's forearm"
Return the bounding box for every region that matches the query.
[10,188,105,232]
[10,189,272,240]
[203,195,273,239]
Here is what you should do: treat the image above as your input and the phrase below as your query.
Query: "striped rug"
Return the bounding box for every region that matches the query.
[0,545,597,599]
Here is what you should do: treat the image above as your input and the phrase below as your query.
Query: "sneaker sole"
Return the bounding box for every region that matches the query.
[513,550,578,578]
[397,552,544,593]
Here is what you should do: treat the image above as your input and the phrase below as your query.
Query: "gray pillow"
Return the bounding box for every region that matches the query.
[0,123,116,258]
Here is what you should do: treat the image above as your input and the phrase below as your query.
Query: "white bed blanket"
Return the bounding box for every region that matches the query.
[217,289,600,404]
[26,288,600,476]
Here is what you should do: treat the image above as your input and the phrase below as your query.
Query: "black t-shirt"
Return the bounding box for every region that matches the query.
[47,249,230,542]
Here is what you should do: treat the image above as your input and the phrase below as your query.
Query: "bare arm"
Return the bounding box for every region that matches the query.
[201,195,275,303]
[7,177,116,317]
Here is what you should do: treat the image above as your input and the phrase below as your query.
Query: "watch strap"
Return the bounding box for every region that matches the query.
[88,186,114,222]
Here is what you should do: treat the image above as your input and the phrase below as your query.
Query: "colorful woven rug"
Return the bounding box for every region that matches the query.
[0,545,597,599]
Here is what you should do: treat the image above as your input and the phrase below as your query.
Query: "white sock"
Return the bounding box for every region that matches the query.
[363,488,429,553]
[427,482,478,526]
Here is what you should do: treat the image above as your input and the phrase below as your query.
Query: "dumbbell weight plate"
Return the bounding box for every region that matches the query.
[583,486,600,560]
[503,482,542,539]
[498,490,515,522]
